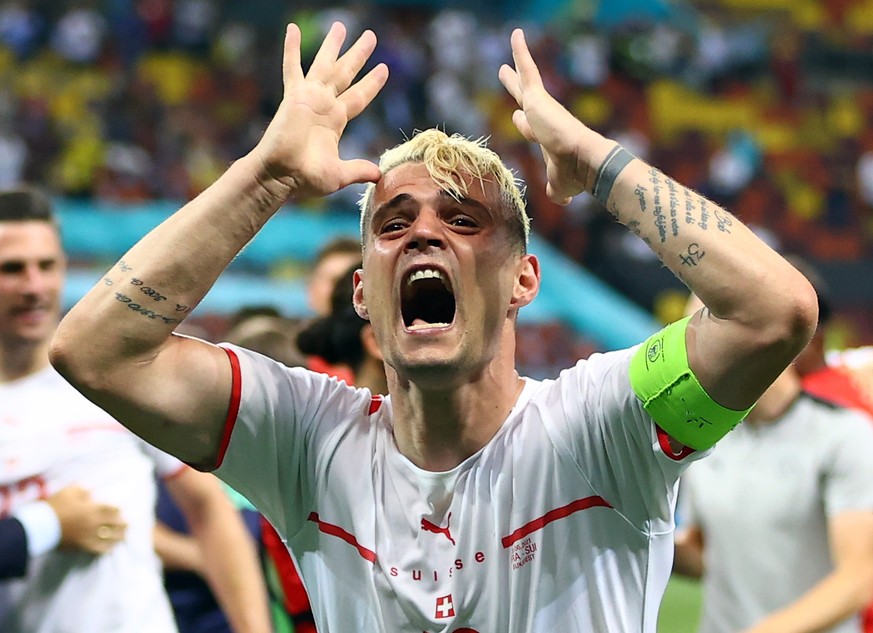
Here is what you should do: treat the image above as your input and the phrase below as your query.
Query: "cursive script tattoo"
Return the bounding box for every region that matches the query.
[666,178,680,237]
[683,188,697,225]
[714,207,733,233]
[698,199,710,231]
[648,169,668,243]
[114,293,181,325]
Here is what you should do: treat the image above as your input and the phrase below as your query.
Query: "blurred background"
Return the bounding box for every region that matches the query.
[6,0,872,628]
[1,0,870,373]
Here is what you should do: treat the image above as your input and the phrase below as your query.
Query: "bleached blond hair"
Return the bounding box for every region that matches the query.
[358,129,530,251]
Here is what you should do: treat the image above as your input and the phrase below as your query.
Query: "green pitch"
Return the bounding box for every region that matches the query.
[658,576,702,632]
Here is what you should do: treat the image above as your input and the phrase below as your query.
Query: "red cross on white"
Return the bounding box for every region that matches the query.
[435,594,455,619]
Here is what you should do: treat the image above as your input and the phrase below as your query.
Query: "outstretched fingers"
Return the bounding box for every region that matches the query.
[340,62,389,120]
[333,29,380,95]
[308,21,347,83]
[282,24,304,85]
[498,64,522,104]
[509,29,544,93]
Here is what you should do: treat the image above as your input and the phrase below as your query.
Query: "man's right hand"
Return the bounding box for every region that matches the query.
[252,22,389,202]
[46,486,127,555]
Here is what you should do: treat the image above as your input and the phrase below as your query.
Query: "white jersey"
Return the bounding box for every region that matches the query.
[215,344,706,632]
[0,366,183,633]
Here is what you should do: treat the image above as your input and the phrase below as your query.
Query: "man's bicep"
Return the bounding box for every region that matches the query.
[91,334,233,467]
[629,316,751,451]
[685,307,796,411]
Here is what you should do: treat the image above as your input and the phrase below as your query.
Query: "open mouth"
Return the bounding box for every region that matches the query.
[401,267,456,331]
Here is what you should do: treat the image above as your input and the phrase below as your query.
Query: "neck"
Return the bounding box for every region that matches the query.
[0,338,50,383]
[387,329,523,472]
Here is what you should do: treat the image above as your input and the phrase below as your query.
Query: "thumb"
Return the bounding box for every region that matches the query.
[545,183,572,206]
[340,159,382,188]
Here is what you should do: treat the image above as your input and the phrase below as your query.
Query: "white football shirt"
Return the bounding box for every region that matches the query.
[216,344,705,632]
[0,366,183,633]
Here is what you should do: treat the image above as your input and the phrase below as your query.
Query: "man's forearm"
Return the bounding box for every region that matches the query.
[597,146,795,327]
[743,566,873,633]
[584,139,816,408]
[189,503,272,633]
[56,154,287,367]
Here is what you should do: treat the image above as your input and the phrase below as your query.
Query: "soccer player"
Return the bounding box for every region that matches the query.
[50,23,818,632]
[0,188,272,633]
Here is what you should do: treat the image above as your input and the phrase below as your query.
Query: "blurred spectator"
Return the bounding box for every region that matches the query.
[674,362,873,633]
[297,260,387,395]
[306,236,361,318]
[154,469,273,633]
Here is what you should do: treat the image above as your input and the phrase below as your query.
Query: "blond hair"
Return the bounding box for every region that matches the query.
[358,129,530,250]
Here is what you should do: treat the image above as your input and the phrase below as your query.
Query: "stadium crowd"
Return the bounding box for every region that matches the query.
[0,0,872,337]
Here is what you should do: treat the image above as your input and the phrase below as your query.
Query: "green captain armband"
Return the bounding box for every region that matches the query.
[629,316,752,451]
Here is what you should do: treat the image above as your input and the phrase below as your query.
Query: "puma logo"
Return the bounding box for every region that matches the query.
[421,512,456,545]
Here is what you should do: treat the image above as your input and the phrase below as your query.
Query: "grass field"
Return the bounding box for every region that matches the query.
[658,576,703,632]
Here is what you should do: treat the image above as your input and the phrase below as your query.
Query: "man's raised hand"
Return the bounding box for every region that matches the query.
[498,28,606,205]
[254,22,389,201]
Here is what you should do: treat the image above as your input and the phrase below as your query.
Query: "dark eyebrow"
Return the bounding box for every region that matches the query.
[372,190,490,221]
[372,193,416,220]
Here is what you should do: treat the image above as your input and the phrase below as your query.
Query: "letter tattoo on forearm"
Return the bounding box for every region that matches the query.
[113,293,181,325]
[648,169,668,243]
[666,178,680,237]
[683,187,696,225]
[129,279,167,302]
[634,185,648,213]
[698,199,710,230]
[713,207,733,233]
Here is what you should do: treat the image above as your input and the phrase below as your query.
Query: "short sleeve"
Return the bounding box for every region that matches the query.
[213,344,371,539]
[822,410,873,516]
[549,348,709,530]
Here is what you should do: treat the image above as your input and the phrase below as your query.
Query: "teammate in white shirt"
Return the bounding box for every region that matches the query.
[51,23,819,632]
[0,189,272,633]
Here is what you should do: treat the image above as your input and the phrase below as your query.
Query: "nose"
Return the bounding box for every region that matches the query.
[404,208,446,252]
[20,265,52,295]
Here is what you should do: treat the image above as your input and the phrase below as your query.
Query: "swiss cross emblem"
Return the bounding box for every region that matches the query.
[435,594,455,619]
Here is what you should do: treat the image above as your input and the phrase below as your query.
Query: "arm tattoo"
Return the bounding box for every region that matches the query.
[648,169,668,243]
[666,178,680,237]
[698,199,710,230]
[593,145,635,206]
[114,293,181,325]
[714,207,733,233]
[683,187,697,225]
[679,242,706,267]
[634,185,648,213]
[130,279,167,302]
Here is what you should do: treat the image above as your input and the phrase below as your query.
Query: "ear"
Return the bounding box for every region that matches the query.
[352,268,369,320]
[360,323,383,361]
[510,254,540,309]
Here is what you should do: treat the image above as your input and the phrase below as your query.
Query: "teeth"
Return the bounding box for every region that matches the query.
[406,268,446,286]
[408,322,451,331]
